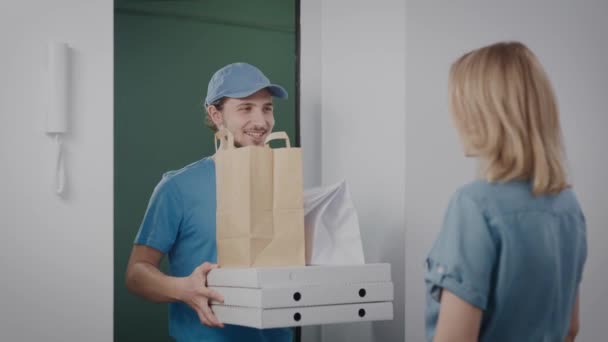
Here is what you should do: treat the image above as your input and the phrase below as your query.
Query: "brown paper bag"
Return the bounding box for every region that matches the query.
[214,129,305,267]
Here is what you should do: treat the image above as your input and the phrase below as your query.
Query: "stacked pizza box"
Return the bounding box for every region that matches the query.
[208,263,393,329]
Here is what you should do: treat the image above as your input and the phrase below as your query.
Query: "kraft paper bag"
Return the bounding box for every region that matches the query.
[214,129,305,267]
[304,181,365,265]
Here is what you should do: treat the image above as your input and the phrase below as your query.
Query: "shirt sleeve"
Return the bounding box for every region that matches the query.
[134,176,183,254]
[425,190,497,310]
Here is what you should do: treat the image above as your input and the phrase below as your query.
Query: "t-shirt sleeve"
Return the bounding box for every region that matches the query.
[425,190,497,310]
[134,176,183,254]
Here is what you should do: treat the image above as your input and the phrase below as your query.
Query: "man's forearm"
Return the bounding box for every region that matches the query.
[126,262,183,303]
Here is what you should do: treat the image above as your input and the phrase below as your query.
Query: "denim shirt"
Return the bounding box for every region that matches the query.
[425,180,587,342]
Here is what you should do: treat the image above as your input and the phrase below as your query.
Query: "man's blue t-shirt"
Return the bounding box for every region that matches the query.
[425,180,587,341]
[135,157,293,342]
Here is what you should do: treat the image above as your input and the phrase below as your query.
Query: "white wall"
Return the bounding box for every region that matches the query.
[405,0,608,340]
[300,0,323,190]
[301,0,406,341]
[300,0,323,339]
[0,1,113,341]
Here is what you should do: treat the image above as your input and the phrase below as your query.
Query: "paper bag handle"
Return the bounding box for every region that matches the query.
[215,128,235,151]
[264,131,291,148]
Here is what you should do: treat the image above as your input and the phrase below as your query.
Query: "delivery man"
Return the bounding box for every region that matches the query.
[125,63,293,342]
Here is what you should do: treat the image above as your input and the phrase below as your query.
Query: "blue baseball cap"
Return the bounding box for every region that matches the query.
[204,62,288,106]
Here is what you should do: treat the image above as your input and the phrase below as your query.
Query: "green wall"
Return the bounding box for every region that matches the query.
[114,1,297,340]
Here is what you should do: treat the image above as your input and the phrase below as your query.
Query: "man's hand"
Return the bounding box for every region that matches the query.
[125,246,225,328]
[177,262,225,328]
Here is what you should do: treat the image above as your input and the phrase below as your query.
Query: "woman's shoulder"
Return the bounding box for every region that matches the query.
[455,179,582,218]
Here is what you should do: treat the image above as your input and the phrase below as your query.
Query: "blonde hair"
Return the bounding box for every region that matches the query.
[448,41,568,195]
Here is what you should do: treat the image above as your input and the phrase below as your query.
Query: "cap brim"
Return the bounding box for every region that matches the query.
[223,83,288,101]
[266,84,288,99]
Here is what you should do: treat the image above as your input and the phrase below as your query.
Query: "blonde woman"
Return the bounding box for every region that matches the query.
[425,42,587,342]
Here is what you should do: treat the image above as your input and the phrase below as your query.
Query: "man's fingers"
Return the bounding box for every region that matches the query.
[200,262,218,274]
[202,288,225,304]
[197,309,212,327]
[198,262,218,285]
[202,303,224,328]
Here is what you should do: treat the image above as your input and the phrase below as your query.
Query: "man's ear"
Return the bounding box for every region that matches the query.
[207,105,224,128]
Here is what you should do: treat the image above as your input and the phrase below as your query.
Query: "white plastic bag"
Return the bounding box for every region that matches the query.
[304,181,365,265]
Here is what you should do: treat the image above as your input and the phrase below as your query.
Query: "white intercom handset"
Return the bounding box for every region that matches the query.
[46,42,69,197]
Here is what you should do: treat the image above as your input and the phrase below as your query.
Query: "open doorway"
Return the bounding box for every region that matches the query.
[114,1,300,340]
